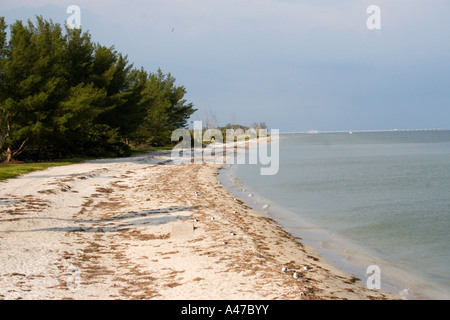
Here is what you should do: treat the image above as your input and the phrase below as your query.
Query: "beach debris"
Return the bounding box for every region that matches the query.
[61,185,72,192]
[282,267,290,273]
[242,189,246,192]
[293,271,302,278]
[194,191,200,196]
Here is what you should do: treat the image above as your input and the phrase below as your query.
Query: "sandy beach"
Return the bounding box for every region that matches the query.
[0,150,400,300]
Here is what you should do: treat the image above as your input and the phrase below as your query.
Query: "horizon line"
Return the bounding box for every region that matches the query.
[279,128,450,134]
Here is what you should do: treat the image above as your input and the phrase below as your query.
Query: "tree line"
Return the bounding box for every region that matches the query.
[0,16,196,162]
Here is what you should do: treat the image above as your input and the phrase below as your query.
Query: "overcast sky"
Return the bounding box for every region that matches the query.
[2,0,450,132]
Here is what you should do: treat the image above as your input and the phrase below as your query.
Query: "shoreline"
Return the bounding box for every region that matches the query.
[219,165,427,299]
[0,152,400,299]
[220,137,450,301]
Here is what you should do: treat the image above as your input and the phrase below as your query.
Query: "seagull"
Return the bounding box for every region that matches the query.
[194,218,199,222]
[210,217,215,220]
[222,241,227,245]
[194,192,199,196]
[171,27,175,32]
[232,210,237,214]
[399,288,410,299]
[282,267,290,273]
[303,266,311,270]
[300,292,307,297]
[293,271,302,278]
[262,204,269,210]
[230,232,236,236]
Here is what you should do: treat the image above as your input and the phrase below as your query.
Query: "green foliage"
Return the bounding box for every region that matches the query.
[72,124,131,158]
[0,16,196,161]
[133,69,196,146]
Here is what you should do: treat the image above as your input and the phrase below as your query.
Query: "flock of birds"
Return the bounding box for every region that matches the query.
[192,190,311,297]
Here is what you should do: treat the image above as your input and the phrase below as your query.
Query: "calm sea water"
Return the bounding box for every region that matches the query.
[220,130,450,299]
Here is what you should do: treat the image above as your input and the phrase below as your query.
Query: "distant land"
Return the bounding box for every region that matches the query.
[281,128,450,134]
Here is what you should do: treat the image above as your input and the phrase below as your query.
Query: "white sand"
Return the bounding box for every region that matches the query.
[0,151,400,300]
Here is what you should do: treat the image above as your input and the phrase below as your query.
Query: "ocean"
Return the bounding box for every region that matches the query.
[219,130,450,299]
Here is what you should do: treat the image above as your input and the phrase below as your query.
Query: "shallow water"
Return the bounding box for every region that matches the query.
[220,130,450,299]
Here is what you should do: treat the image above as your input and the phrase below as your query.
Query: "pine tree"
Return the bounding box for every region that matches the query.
[1,17,68,160]
[0,17,8,150]
[0,16,196,161]
[136,69,196,146]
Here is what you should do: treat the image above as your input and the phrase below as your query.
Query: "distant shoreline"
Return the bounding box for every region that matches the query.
[280,128,450,134]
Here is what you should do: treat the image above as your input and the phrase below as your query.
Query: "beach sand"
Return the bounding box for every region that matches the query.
[0,151,400,300]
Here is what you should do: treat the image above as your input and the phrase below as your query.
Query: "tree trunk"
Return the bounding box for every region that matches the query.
[3,138,29,163]
[5,147,11,163]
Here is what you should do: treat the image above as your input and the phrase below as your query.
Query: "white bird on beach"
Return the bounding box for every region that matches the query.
[282,267,290,273]
[399,288,410,299]
[194,218,199,222]
[232,210,237,214]
[222,241,227,245]
[300,292,307,297]
[262,204,269,210]
[293,271,302,278]
[303,266,311,271]
[194,192,200,196]
[210,217,215,220]
[230,232,236,236]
